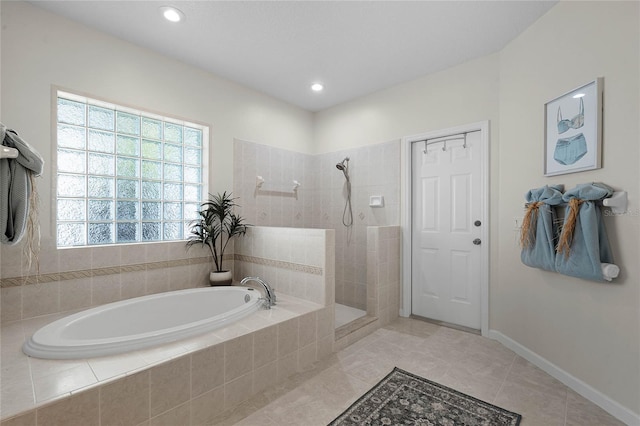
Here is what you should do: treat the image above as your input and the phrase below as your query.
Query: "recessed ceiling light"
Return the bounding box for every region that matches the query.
[160,6,184,23]
[311,83,324,92]
[573,93,585,98]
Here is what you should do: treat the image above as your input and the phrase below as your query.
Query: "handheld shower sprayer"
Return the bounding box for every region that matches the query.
[336,157,349,175]
[335,157,353,227]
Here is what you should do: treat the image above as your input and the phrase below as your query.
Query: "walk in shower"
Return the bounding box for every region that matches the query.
[232,139,401,329]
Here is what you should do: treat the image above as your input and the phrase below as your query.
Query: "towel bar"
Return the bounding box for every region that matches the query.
[1,146,19,159]
[255,175,301,193]
[602,191,627,214]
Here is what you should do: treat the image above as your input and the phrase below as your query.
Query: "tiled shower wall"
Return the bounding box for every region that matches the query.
[314,143,400,310]
[233,226,335,308]
[232,139,313,228]
[335,225,401,350]
[233,225,336,356]
[366,226,401,325]
[233,139,400,310]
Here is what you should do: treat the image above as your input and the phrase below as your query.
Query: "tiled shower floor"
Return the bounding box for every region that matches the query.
[216,317,624,426]
[334,303,366,329]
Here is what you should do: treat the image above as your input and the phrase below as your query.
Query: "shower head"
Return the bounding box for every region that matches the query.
[336,157,349,171]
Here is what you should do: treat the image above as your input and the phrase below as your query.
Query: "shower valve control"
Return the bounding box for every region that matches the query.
[474,220,481,227]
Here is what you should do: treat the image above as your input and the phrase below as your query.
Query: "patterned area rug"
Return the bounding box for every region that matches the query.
[328,367,522,426]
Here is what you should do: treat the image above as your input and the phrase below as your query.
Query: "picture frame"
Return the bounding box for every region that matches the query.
[544,78,603,176]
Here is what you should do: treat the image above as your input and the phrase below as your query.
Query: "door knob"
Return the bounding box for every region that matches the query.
[473,238,481,245]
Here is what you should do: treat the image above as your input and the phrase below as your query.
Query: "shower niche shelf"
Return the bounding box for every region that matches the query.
[369,195,384,207]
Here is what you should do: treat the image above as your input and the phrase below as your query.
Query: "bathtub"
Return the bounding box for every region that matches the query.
[23,286,262,359]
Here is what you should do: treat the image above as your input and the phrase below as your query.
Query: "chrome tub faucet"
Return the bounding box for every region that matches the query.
[240,277,276,309]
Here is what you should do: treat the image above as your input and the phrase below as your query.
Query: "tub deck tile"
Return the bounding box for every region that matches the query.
[88,352,149,381]
[0,292,324,423]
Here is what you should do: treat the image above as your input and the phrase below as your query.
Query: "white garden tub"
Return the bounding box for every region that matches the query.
[23,286,262,359]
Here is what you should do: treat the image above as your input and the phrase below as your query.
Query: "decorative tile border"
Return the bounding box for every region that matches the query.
[0,257,211,288]
[234,254,323,275]
[146,261,169,270]
[0,254,323,288]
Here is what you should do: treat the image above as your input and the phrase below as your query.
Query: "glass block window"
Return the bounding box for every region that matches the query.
[56,91,208,247]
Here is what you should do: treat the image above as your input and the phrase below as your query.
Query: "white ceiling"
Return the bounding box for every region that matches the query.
[29,1,557,112]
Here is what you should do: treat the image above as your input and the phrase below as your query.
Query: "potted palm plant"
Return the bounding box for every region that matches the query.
[186,192,247,285]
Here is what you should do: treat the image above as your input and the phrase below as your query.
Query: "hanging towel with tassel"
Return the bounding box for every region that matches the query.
[520,184,564,271]
[1,123,44,245]
[555,182,614,282]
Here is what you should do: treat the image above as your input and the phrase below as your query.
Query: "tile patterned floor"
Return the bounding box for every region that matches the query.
[212,318,625,426]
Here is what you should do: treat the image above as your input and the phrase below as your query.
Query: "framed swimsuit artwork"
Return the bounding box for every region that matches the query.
[544,78,603,176]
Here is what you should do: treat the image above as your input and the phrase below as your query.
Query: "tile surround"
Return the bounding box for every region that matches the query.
[0,257,210,288]
[1,255,211,323]
[233,138,400,311]
[1,247,327,323]
[0,294,333,425]
[366,225,401,324]
[234,254,322,275]
[99,371,149,426]
[331,225,400,349]
[1,222,336,425]
[234,226,335,307]
[0,138,405,424]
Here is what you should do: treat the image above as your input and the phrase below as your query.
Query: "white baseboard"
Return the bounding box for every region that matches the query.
[487,330,639,426]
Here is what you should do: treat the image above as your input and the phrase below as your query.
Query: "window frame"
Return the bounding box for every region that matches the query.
[53,88,210,248]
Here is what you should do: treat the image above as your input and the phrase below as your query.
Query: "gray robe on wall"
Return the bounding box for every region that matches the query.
[1,123,44,245]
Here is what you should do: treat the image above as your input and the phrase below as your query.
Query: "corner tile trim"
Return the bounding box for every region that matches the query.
[0,257,211,288]
[234,254,323,275]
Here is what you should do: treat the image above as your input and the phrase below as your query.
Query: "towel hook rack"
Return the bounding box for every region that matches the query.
[421,132,469,154]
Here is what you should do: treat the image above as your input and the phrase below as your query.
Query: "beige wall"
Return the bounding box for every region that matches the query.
[0,1,314,241]
[314,53,500,152]
[496,1,639,415]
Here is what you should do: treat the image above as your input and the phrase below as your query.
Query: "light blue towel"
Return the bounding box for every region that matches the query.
[520,185,564,271]
[555,183,614,282]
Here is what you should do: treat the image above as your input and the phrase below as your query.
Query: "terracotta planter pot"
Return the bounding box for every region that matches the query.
[209,271,233,286]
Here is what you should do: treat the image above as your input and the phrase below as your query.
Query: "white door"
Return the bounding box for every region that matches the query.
[411,131,482,329]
